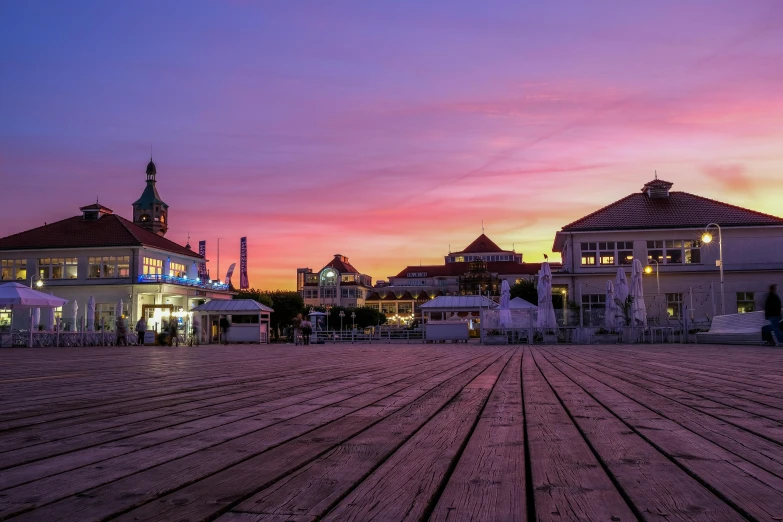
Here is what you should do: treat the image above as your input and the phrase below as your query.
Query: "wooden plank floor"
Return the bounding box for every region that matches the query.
[0,343,781,521]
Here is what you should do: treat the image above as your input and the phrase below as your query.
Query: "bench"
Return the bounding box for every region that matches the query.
[695,311,775,345]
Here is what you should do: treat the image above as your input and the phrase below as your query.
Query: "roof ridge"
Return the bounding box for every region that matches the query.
[561,193,638,230]
[113,215,144,245]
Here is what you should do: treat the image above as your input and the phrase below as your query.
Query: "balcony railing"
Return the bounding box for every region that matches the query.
[137,274,229,291]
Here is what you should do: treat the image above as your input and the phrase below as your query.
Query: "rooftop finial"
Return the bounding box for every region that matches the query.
[482,220,484,234]
[655,169,658,180]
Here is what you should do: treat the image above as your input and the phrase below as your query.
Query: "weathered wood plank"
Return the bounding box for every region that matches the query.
[522,347,635,522]
[428,351,525,522]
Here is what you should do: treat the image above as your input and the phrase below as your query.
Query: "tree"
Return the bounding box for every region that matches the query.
[309,305,387,330]
[234,289,303,341]
[510,278,537,305]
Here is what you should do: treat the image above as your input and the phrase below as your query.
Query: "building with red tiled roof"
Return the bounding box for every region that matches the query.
[299,254,374,309]
[551,178,783,327]
[0,160,231,336]
[379,233,558,298]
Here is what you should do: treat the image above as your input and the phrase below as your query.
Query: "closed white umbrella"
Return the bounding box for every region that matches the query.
[631,259,647,326]
[188,262,199,281]
[116,299,124,320]
[32,308,40,330]
[499,280,512,328]
[536,263,557,329]
[67,299,78,331]
[164,257,171,279]
[605,280,618,330]
[45,307,55,330]
[86,296,96,331]
[615,268,629,327]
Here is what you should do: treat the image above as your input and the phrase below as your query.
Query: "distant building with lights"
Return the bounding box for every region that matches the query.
[0,159,231,333]
[551,177,783,326]
[298,254,374,309]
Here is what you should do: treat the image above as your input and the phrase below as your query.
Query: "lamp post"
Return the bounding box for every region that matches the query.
[351,311,356,330]
[644,260,659,293]
[702,223,725,316]
[339,310,344,332]
[30,276,43,289]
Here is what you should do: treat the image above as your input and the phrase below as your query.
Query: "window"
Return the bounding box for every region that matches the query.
[398,302,413,314]
[616,242,633,265]
[143,257,162,276]
[1,259,27,281]
[666,293,683,318]
[321,287,337,298]
[581,243,597,265]
[737,292,755,313]
[38,258,78,279]
[581,294,606,327]
[341,274,356,283]
[305,274,318,284]
[381,303,396,314]
[303,289,318,299]
[170,262,186,278]
[647,240,701,265]
[367,303,380,311]
[90,256,131,278]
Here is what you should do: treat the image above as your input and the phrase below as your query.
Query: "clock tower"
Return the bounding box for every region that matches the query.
[132,158,169,236]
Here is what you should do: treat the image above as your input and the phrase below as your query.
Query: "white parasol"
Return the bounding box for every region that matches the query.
[0,282,68,309]
[32,308,40,330]
[536,263,558,329]
[163,257,171,278]
[86,296,96,331]
[45,307,55,330]
[605,280,618,330]
[614,268,629,327]
[499,280,512,328]
[631,259,647,326]
[188,262,199,281]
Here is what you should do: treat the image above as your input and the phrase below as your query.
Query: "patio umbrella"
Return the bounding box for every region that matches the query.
[86,296,96,331]
[164,257,171,278]
[615,268,629,327]
[45,307,55,330]
[32,308,40,330]
[536,263,557,329]
[631,259,647,326]
[188,262,199,281]
[0,282,68,309]
[69,300,79,331]
[499,280,512,328]
[605,280,618,330]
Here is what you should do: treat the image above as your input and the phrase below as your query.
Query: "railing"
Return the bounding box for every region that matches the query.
[137,274,229,290]
[310,329,425,344]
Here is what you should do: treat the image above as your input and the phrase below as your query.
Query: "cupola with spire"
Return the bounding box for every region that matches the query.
[133,157,169,236]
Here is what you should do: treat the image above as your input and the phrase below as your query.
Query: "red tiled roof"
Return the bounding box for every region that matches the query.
[561,191,783,231]
[0,214,202,258]
[322,255,360,274]
[392,261,554,279]
[453,234,508,254]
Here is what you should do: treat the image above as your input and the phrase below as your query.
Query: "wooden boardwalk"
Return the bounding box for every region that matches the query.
[0,343,781,521]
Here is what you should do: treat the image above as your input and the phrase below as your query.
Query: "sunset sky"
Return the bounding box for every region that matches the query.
[2,1,783,290]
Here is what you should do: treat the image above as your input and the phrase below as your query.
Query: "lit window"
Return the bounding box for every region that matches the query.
[170,262,186,278]
[737,292,755,313]
[88,256,130,278]
[39,258,78,279]
[666,293,683,318]
[1,259,28,281]
[143,257,163,276]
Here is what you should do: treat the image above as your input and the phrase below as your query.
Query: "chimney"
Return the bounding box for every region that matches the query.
[642,179,673,199]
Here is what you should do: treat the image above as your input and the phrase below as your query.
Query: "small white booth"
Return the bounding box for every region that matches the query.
[421,295,497,342]
[190,299,273,344]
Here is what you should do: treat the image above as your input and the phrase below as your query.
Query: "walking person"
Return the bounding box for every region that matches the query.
[115,316,127,346]
[765,284,782,347]
[191,317,200,346]
[135,317,146,346]
[301,317,312,345]
[219,316,230,345]
[292,313,303,345]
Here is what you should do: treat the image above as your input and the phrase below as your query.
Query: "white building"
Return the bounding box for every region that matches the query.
[0,159,232,332]
[299,255,374,309]
[552,178,783,326]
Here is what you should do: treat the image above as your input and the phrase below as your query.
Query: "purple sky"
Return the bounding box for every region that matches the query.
[2,1,783,289]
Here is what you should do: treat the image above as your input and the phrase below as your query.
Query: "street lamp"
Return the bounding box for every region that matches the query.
[644,259,659,293]
[702,223,725,316]
[30,276,43,289]
[216,237,223,284]
[351,311,356,330]
[339,310,344,331]
[561,288,567,325]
